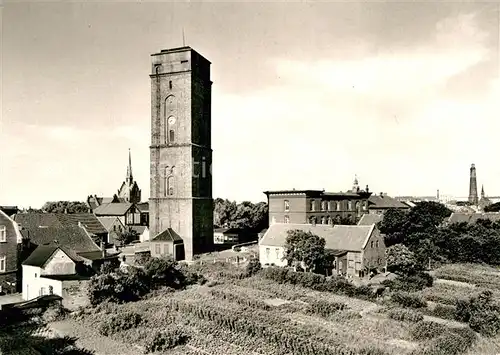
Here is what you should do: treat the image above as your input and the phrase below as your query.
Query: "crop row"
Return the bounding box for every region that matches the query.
[209,289,272,311]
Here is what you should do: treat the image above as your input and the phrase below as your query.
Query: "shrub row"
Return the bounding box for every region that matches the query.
[98,311,142,336]
[166,299,386,355]
[409,321,447,340]
[261,267,375,300]
[209,289,271,311]
[390,292,427,309]
[455,290,500,336]
[428,303,456,321]
[412,327,477,355]
[387,308,424,323]
[144,327,190,353]
[382,272,434,292]
[305,300,347,318]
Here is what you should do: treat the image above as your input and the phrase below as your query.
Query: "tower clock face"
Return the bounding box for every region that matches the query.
[168,117,176,125]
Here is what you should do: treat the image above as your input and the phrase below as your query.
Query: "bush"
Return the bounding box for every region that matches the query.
[391,291,427,308]
[98,311,142,336]
[455,290,500,336]
[144,328,189,353]
[383,272,433,292]
[415,327,477,355]
[387,308,424,322]
[42,305,68,322]
[410,321,447,340]
[431,303,456,320]
[245,257,262,276]
[305,300,347,318]
[88,267,150,305]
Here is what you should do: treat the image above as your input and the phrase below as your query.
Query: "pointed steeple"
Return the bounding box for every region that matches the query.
[352,174,359,192]
[126,148,133,184]
[481,185,485,198]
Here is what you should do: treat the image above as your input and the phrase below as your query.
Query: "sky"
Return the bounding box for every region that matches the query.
[1,1,500,208]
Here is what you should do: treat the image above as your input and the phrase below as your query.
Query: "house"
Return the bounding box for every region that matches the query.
[93,202,142,226]
[357,214,383,226]
[149,228,184,260]
[265,188,372,226]
[259,223,386,277]
[367,193,410,215]
[0,210,22,294]
[213,228,239,244]
[21,245,119,304]
[97,216,126,246]
[136,202,149,227]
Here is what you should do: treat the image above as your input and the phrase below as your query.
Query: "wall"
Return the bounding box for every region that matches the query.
[0,211,21,292]
[41,249,76,275]
[139,229,150,243]
[150,241,174,258]
[22,265,63,300]
[268,194,307,225]
[346,251,362,276]
[61,280,90,310]
[259,244,286,267]
[361,227,386,271]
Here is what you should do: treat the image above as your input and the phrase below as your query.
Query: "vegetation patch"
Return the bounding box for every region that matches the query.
[390,292,427,309]
[409,321,447,340]
[98,311,142,336]
[387,308,424,323]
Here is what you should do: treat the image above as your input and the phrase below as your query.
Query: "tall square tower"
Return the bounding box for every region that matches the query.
[149,46,213,261]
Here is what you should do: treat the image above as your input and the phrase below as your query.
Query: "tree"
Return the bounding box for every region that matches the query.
[42,201,89,213]
[386,244,419,275]
[283,230,326,272]
[143,257,185,290]
[378,208,408,246]
[485,202,500,212]
[116,228,139,246]
[213,198,268,231]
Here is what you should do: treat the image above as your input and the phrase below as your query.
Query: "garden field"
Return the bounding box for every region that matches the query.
[43,261,500,355]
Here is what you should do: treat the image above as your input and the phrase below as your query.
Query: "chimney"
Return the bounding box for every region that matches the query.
[366,185,369,193]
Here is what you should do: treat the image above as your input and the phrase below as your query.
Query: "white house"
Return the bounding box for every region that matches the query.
[213,228,239,244]
[258,223,386,277]
[22,246,77,300]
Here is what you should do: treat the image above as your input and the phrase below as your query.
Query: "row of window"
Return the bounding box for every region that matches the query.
[265,247,280,260]
[283,200,367,212]
[0,226,5,243]
[154,243,171,255]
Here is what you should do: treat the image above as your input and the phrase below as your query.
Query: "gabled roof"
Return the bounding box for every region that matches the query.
[20,226,100,254]
[97,216,125,231]
[14,213,64,230]
[358,214,383,226]
[151,228,183,242]
[22,246,76,267]
[136,202,149,213]
[55,213,107,235]
[77,250,121,261]
[368,195,410,209]
[448,212,500,224]
[14,212,107,235]
[94,202,133,216]
[259,223,376,252]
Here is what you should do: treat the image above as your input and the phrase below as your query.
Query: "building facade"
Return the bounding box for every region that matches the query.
[265,188,372,226]
[149,46,214,261]
[259,223,386,277]
[0,210,22,293]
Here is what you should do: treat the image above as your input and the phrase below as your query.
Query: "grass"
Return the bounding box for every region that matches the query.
[49,263,488,355]
[434,263,500,290]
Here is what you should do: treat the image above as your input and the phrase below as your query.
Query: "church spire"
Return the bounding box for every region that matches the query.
[126,148,133,184]
[481,185,485,198]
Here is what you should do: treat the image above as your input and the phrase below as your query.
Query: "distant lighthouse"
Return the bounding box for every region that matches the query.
[468,164,478,205]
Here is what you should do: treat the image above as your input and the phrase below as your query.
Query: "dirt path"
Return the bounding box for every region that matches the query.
[49,319,143,355]
[422,314,468,328]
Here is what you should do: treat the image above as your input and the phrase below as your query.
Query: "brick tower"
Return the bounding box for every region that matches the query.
[468,163,478,206]
[149,47,214,261]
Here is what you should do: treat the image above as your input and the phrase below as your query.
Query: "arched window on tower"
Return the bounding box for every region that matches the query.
[169,129,175,143]
[167,176,174,196]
